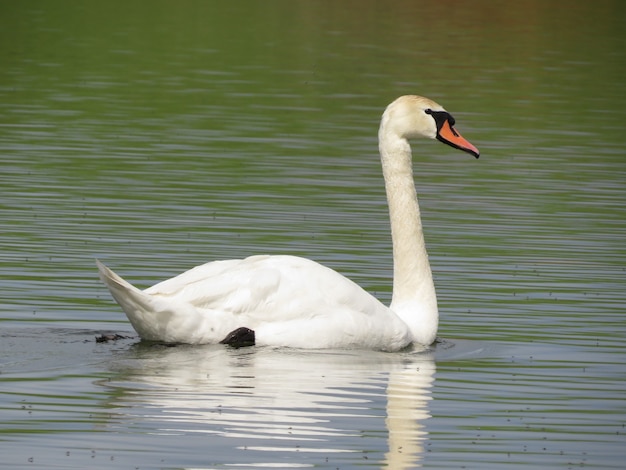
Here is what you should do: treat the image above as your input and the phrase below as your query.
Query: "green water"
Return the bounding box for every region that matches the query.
[1,1,625,468]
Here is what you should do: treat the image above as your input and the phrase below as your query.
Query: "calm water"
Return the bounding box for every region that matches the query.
[1,1,625,468]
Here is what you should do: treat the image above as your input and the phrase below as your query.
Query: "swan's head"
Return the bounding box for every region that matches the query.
[381,95,479,158]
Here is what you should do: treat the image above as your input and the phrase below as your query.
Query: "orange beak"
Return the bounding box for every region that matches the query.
[437,119,480,158]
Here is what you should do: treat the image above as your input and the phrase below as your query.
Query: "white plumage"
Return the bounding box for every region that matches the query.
[97,95,479,351]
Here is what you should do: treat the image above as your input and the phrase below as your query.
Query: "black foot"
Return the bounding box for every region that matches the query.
[219,327,256,348]
[95,333,132,343]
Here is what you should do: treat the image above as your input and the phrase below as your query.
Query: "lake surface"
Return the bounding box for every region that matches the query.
[1,1,625,468]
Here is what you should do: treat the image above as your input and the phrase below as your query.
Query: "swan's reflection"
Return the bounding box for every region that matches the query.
[104,344,435,468]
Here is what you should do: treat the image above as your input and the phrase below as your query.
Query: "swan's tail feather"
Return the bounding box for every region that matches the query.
[96,260,220,344]
[96,259,143,297]
[96,260,157,334]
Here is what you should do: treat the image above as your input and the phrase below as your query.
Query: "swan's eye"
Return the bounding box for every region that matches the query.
[424,109,433,115]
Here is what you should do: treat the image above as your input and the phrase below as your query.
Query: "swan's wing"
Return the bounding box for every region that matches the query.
[144,256,268,310]
[143,254,385,321]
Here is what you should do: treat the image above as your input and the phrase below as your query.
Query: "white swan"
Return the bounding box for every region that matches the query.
[97,95,479,351]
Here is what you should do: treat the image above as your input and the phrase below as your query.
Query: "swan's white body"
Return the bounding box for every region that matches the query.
[97,95,479,351]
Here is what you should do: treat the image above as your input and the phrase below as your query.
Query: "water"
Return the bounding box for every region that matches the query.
[1,1,625,468]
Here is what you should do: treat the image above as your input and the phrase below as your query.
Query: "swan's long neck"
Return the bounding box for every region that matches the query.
[379,126,438,345]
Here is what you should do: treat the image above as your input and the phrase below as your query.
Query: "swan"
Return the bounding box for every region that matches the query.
[97,95,479,351]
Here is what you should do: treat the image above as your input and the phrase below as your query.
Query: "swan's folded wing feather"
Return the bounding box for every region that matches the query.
[144,257,261,296]
[141,254,385,322]
[143,255,303,317]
